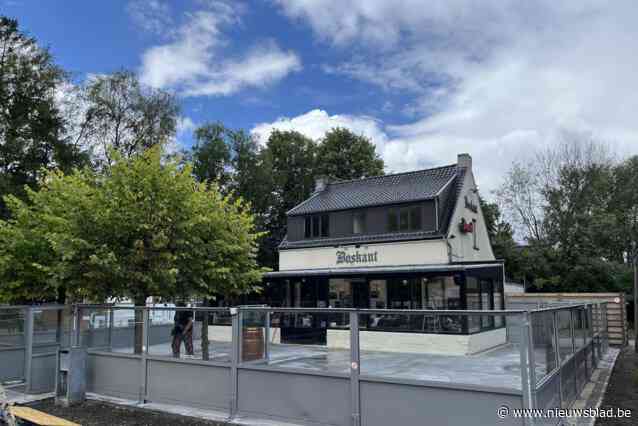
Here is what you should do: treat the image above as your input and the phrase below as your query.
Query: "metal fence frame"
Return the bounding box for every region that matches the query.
[1,302,609,426]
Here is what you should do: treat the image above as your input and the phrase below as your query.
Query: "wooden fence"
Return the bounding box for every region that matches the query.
[506,292,628,346]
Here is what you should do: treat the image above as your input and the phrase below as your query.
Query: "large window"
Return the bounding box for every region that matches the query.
[387,278,421,309]
[320,214,329,237]
[304,214,330,238]
[353,212,366,234]
[388,210,398,232]
[480,280,494,328]
[387,206,422,232]
[466,277,481,333]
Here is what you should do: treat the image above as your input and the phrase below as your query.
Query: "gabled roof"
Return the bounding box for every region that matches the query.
[287,164,458,216]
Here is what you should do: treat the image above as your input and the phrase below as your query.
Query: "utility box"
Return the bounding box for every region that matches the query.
[55,347,87,407]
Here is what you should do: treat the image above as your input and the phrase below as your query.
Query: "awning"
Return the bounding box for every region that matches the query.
[263,262,503,278]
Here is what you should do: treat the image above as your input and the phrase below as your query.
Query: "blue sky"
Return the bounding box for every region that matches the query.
[4,0,638,193]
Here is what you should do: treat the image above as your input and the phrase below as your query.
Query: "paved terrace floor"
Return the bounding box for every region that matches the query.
[109,338,549,391]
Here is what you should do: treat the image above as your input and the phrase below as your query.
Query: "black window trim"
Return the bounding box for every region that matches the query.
[387,205,423,233]
[305,214,330,239]
[352,211,367,234]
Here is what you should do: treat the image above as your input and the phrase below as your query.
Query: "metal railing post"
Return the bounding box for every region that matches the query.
[139,308,149,403]
[526,312,537,412]
[264,311,271,363]
[518,312,534,425]
[230,308,240,419]
[349,311,361,426]
[73,305,81,348]
[24,307,34,393]
[569,309,575,355]
[570,308,578,399]
[552,311,563,408]
[107,307,114,351]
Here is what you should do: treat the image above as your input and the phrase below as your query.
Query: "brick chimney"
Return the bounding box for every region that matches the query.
[457,153,472,171]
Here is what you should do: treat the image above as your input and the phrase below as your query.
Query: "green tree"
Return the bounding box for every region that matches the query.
[0,147,265,350]
[479,197,524,281]
[0,16,85,218]
[74,70,178,169]
[316,127,384,180]
[260,130,316,268]
[609,156,638,264]
[191,122,232,187]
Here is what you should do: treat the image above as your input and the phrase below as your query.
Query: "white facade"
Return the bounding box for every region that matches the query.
[279,239,450,271]
[446,167,495,263]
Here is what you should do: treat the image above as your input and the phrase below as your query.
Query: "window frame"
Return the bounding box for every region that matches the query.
[320,214,329,237]
[387,205,423,233]
[352,211,366,234]
[304,214,330,238]
[304,217,311,238]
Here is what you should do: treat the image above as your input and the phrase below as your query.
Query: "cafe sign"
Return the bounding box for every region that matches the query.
[336,250,379,265]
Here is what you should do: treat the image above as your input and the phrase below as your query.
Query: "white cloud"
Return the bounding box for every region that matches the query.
[274,1,638,195]
[139,2,301,97]
[176,116,196,136]
[251,108,389,148]
[164,116,197,156]
[126,0,173,35]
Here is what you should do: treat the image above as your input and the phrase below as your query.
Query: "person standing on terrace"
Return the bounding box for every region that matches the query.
[171,302,194,358]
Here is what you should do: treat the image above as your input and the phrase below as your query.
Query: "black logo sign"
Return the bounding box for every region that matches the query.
[336,250,378,265]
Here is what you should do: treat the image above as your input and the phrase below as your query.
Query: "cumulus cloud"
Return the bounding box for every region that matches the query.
[251,108,389,148]
[275,1,638,194]
[139,2,301,96]
[126,0,173,35]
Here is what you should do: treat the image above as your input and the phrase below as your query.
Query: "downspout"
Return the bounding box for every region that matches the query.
[434,196,439,232]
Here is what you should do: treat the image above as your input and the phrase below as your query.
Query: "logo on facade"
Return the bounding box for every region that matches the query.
[336,250,378,265]
[464,195,478,213]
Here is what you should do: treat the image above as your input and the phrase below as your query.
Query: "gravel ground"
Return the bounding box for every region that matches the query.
[28,399,227,426]
[596,345,638,425]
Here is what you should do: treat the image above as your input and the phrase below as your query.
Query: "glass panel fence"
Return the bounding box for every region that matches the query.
[560,355,577,408]
[359,311,521,391]
[79,307,143,354]
[238,309,352,374]
[199,310,232,362]
[0,308,25,348]
[530,310,558,383]
[146,308,232,362]
[557,309,573,362]
[32,307,72,349]
[572,308,586,350]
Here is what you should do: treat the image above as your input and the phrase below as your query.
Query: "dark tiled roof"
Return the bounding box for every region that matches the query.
[439,167,465,235]
[287,164,458,216]
[279,229,442,250]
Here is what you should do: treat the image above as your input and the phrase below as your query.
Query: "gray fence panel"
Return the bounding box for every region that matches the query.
[29,352,57,393]
[535,373,561,426]
[560,356,576,408]
[237,368,351,426]
[0,347,25,383]
[87,353,141,400]
[146,359,231,412]
[506,315,523,344]
[360,380,524,426]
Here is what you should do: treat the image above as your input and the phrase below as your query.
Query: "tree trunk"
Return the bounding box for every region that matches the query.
[134,296,146,355]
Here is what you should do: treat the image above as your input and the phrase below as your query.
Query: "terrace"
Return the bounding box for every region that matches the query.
[1,303,611,426]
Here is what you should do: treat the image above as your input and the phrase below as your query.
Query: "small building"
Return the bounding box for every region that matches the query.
[259,153,506,353]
